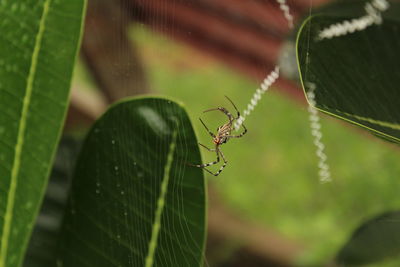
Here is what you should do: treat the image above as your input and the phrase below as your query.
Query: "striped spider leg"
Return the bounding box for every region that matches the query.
[190,96,247,176]
[195,143,227,176]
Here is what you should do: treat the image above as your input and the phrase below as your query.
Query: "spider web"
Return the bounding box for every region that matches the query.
[24,1,400,267]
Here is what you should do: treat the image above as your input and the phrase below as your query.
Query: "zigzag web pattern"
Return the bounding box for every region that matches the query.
[234,0,292,131]
[318,0,390,40]
[234,0,329,182]
[235,0,391,183]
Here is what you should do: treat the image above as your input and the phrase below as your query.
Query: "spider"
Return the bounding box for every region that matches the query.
[190,96,247,176]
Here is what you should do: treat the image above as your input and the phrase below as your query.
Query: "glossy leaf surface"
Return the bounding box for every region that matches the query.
[56,97,206,267]
[297,1,400,144]
[0,1,86,266]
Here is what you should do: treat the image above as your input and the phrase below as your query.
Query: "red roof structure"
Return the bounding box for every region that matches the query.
[129,0,332,101]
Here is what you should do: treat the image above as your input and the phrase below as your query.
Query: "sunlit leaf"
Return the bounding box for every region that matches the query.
[336,211,400,265]
[0,1,86,266]
[56,97,207,267]
[296,1,400,144]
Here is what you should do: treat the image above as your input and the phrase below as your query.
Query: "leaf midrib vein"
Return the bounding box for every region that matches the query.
[145,130,177,267]
[0,1,52,266]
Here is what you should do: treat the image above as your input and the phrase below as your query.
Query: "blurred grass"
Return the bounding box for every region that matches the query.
[99,25,400,265]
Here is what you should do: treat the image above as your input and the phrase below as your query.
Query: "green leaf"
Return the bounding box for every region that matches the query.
[336,211,400,265]
[56,97,207,267]
[0,1,86,266]
[23,137,81,267]
[296,1,400,144]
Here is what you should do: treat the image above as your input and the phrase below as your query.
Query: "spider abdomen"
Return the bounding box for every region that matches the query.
[216,123,232,145]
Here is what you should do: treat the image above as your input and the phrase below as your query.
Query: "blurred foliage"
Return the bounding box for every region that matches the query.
[336,211,400,266]
[126,24,400,265]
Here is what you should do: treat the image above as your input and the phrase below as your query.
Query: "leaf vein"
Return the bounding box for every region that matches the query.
[145,130,177,267]
[0,0,52,265]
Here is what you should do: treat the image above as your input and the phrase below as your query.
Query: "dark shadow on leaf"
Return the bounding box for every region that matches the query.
[336,211,400,266]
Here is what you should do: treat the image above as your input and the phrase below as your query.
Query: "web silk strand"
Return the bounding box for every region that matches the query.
[234,0,333,183]
[233,66,279,131]
[306,83,331,183]
[276,0,294,29]
[234,0,295,131]
[318,0,389,40]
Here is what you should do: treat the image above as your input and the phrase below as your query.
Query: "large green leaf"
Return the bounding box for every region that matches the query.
[336,211,400,265]
[23,137,81,267]
[0,1,86,266]
[56,97,207,267]
[296,1,400,144]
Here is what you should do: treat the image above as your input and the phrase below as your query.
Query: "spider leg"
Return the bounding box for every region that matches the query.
[189,145,227,176]
[199,118,215,138]
[192,147,220,168]
[203,107,234,122]
[202,166,218,176]
[213,148,227,176]
[185,143,215,168]
[199,148,227,176]
[226,122,247,138]
[224,95,241,119]
[225,96,247,134]
[198,143,215,151]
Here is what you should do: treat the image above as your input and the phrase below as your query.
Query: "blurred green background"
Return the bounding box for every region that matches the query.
[73,24,400,266]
